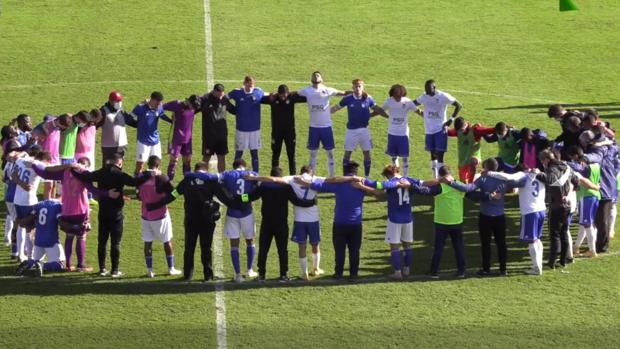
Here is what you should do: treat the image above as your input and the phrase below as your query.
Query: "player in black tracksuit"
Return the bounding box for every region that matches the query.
[72,153,151,276]
[247,167,316,281]
[260,85,306,175]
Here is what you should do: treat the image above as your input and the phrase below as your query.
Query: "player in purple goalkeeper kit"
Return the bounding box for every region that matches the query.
[228,76,265,172]
[163,95,201,180]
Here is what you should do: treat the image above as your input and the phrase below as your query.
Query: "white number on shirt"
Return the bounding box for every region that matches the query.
[38,208,48,225]
[236,178,245,195]
[397,187,410,206]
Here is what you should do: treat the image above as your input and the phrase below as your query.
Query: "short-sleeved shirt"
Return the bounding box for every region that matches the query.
[311,180,365,225]
[415,90,456,134]
[219,169,258,218]
[32,200,62,248]
[284,173,324,222]
[13,158,42,206]
[382,97,417,136]
[132,103,166,146]
[163,100,195,144]
[339,94,376,129]
[228,88,265,132]
[298,86,339,128]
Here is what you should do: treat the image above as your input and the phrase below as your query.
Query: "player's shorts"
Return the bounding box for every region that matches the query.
[60,158,75,166]
[61,214,89,236]
[224,214,256,239]
[32,243,65,262]
[291,221,321,245]
[385,220,413,244]
[168,140,192,157]
[307,126,335,150]
[386,134,409,157]
[344,128,372,152]
[235,130,261,151]
[15,204,34,220]
[136,141,162,162]
[458,163,478,184]
[424,130,448,152]
[141,214,173,243]
[520,211,545,243]
[579,196,599,226]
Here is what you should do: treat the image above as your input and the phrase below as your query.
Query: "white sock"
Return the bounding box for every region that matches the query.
[392,157,399,166]
[430,160,438,178]
[585,226,597,252]
[610,204,617,238]
[575,225,586,251]
[536,239,544,273]
[16,227,26,260]
[402,157,409,177]
[25,233,33,260]
[299,257,308,275]
[528,243,537,271]
[566,227,573,259]
[326,150,335,177]
[312,252,320,270]
[309,150,319,173]
[4,214,13,244]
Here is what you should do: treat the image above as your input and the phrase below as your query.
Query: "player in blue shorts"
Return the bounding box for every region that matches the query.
[15,199,65,277]
[331,79,387,177]
[413,80,462,178]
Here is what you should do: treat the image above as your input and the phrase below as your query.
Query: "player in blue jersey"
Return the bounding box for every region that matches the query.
[15,199,66,277]
[228,76,265,172]
[186,158,259,283]
[331,79,387,177]
[364,164,434,280]
[126,91,172,176]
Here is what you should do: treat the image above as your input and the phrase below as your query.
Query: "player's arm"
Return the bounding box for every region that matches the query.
[125,107,140,128]
[324,175,362,184]
[243,174,288,185]
[351,180,378,196]
[483,133,498,143]
[576,174,600,191]
[412,100,424,117]
[159,111,173,124]
[331,98,346,114]
[370,105,388,118]
[29,163,64,181]
[450,100,462,119]
[185,171,221,182]
[286,186,317,207]
[474,124,497,140]
[146,175,176,211]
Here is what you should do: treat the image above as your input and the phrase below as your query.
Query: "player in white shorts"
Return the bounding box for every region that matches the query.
[379,84,420,176]
[298,71,348,176]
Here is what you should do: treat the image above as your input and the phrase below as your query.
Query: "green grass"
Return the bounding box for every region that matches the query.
[1,0,619,348]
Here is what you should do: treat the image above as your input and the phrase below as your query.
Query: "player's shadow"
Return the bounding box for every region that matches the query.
[485,102,620,118]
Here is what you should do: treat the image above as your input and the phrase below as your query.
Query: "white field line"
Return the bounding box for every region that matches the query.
[0,79,557,104]
[203,0,227,348]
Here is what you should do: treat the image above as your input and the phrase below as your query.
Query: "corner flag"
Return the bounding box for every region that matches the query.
[560,0,578,11]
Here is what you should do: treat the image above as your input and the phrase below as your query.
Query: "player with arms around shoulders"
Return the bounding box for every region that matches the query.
[413,79,462,178]
[298,71,349,176]
[162,94,201,180]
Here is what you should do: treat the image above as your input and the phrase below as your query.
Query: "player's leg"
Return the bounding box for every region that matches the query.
[271,131,284,169]
[309,221,322,276]
[595,199,612,253]
[135,141,148,176]
[332,223,346,279]
[224,216,242,281]
[217,155,226,173]
[167,153,179,181]
[343,129,355,172]
[386,221,402,279]
[142,218,155,277]
[199,222,216,281]
[494,215,508,275]
[292,222,309,279]
[241,214,257,277]
[323,127,336,177]
[584,198,599,257]
[308,127,320,172]
[183,218,200,281]
[609,202,617,239]
[284,132,296,175]
[557,209,570,267]
[97,213,111,275]
[257,222,272,280]
[181,141,192,175]
[4,202,15,246]
[64,232,74,271]
[477,214,492,275]
[347,224,362,281]
[41,244,65,275]
[109,214,123,277]
[361,129,372,177]
[429,225,448,277]
[547,209,562,268]
[342,151,352,174]
[450,226,466,277]
[234,130,244,161]
[401,222,414,277]
[249,131,261,172]
[274,225,289,280]
[161,215,180,275]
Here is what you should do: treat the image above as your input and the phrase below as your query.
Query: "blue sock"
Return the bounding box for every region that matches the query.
[43,261,64,271]
[166,255,175,269]
[390,250,401,271]
[403,248,413,268]
[11,244,17,254]
[246,244,256,271]
[364,160,371,177]
[250,150,259,172]
[231,248,241,274]
[234,150,243,160]
[145,256,153,269]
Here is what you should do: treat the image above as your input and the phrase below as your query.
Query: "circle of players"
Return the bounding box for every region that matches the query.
[2,72,617,283]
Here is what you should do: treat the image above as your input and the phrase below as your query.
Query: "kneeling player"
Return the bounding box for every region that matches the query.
[16,199,66,276]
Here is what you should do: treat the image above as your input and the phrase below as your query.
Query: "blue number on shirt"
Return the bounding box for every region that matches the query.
[236,178,245,195]
[302,188,309,200]
[397,187,410,206]
[21,169,30,183]
[531,180,539,197]
[38,208,47,225]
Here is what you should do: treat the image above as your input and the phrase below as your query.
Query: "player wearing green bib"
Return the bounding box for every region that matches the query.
[447,117,495,183]
[569,149,601,257]
[483,122,521,173]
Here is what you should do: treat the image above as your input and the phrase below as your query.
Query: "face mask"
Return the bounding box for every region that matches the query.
[77,122,86,128]
[113,102,122,110]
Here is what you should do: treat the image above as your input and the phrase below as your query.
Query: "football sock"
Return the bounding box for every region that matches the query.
[585,226,597,252]
[167,162,176,181]
[4,214,13,243]
[64,235,74,269]
[76,238,86,268]
[430,160,438,178]
[390,249,401,272]
[364,160,371,177]
[402,157,409,177]
[182,162,191,175]
[326,150,335,176]
[535,239,544,272]
[309,150,318,172]
[166,254,175,269]
[230,247,240,274]
[246,244,256,271]
[250,149,259,172]
[575,225,585,251]
[391,157,398,166]
[528,243,537,271]
[312,252,320,270]
[342,157,349,174]
[145,255,153,269]
[299,257,308,275]
[403,247,413,268]
[610,204,617,238]
[234,150,243,160]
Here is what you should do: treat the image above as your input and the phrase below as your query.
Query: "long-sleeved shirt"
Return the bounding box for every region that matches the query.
[175,174,236,219]
[200,92,236,136]
[163,100,195,144]
[311,180,366,225]
[459,176,510,216]
[260,93,306,134]
[483,129,522,166]
[248,182,316,228]
[584,144,619,200]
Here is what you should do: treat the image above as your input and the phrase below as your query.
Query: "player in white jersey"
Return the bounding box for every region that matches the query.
[379,84,420,176]
[298,71,348,176]
[486,167,547,275]
[413,80,462,178]
[10,147,50,262]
